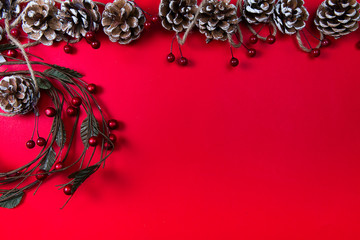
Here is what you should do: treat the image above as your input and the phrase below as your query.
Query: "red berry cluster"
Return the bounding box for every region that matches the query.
[167,53,188,66]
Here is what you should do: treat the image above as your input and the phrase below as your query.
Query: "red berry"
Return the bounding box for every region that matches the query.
[230,57,239,67]
[36,137,46,147]
[71,97,82,107]
[247,48,256,58]
[108,119,118,130]
[44,107,56,117]
[87,83,97,94]
[266,35,276,44]
[104,142,113,150]
[88,136,99,147]
[321,38,330,47]
[26,140,35,149]
[144,22,151,30]
[249,35,258,44]
[10,28,20,38]
[178,57,188,66]
[63,184,73,195]
[91,40,100,49]
[151,16,159,23]
[35,170,48,181]
[311,48,320,58]
[54,162,63,170]
[64,45,72,54]
[109,134,117,143]
[85,31,95,41]
[167,53,175,63]
[6,49,17,58]
[66,106,78,116]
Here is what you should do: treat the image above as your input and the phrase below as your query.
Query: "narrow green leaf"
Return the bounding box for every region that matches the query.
[51,65,83,78]
[68,165,99,193]
[68,165,98,179]
[40,147,56,171]
[36,77,52,90]
[43,68,73,84]
[0,191,24,209]
[0,44,16,52]
[80,115,99,148]
[55,120,66,148]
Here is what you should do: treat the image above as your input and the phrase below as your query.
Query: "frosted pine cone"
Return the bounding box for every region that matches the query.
[22,0,62,46]
[101,0,146,44]
[0,76,40,115]
[243,0,275,24]
[0,26,3,41]
[159,0,198,32]
[314,0,360,39]
[196,0,239,43]
[59,0,101,40]
[273,0,309,35]
[0,0,20,20]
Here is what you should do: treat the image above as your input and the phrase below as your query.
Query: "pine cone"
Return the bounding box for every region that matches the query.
[314,0,360,39]
[0,0,20,20]
[0,75,40,115]
[22,0,62,46]
[243,0,275,24]
[60,0,101,40]
[196,0,239,43]
[101,0,146,44]
[273,0,309,35]
[159,0,198,32]
[0,26,3,42]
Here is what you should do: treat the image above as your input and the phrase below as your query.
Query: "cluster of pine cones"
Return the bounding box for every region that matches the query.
[0,0,147,46]
[159,0,360,42]
[0,0,358,45]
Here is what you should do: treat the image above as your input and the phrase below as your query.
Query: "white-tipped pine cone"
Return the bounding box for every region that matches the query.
[0,0,20,20]
[196,0,240,43]
[59,0,101,40]
[273,0,309,35]
[159,0,198,32]
[101,0,146,44]
[243,0,275,24]
[314,0,360,39]
[22,0,62,46]
[0,75,40,115]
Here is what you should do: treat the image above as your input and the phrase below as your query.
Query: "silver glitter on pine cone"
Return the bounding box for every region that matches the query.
[273,0,309,35]
[0,0,20,20]
[196,0,240,43]
[243,0,275,24]
[0,75,40,115]
[22,0,62,46]
[101,0,146,44]
[59,0,101,40]
[314,0,360,39]
[0,26,3,41]
[159,0,198,32]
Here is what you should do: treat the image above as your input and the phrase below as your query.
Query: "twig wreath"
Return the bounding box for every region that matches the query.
[0,0,359,208]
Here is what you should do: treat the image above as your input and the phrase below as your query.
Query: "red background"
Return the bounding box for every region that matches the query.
[1,0,360,239]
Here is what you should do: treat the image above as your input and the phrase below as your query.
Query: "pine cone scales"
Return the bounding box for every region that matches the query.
[273,0,309,35]
[60,0,101,40]
[0,76,40,115]
[243,0,275,24]
[196,0,239,43]
[101,0,145,44]
[159,0,198,32]
[0,0,20,20]
[22,0,62,46]
[314,0,360,39]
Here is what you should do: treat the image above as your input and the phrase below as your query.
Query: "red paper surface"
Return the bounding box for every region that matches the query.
[1,0,360,239]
